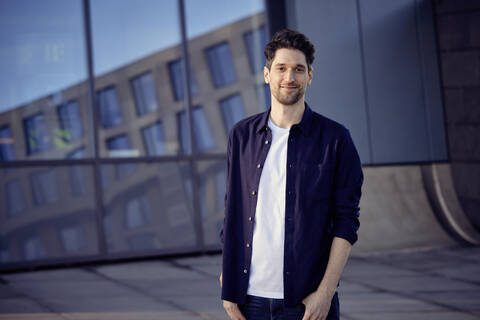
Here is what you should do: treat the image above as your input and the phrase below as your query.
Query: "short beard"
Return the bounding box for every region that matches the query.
[273,87,305,105]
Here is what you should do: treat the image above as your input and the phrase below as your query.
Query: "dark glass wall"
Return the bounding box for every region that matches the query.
[0,0,267,270]
[285,0,447,164]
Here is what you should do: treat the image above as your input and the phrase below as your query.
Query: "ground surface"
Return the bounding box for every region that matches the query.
[1,246,479,320]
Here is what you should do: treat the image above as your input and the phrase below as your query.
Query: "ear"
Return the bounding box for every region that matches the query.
[307,66,313,86]
[264,66,270,84]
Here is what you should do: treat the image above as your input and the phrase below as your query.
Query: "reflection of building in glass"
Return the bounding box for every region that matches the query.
[0,13,266,266]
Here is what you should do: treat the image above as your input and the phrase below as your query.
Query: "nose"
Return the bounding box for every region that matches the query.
[285,69,295,82]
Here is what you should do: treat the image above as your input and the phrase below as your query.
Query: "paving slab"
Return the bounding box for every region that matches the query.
[342,259,420,278]
[37,297,178,313]
[126,278,219,297]
[432,264,480,283]
[351,311,479,320]
[8,280,138,300]
[416,291,480,310]
[0,298,51,313]
[337,281,375,294]
[0,314,65,320]
[3,269,99,283]
[93,261,204,281]
[339,292,443,313]
[354,274,480,293]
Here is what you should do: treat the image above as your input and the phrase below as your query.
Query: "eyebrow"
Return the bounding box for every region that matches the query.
[274,63,306,68]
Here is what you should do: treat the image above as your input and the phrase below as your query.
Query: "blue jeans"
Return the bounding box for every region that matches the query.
[238,292,340,320]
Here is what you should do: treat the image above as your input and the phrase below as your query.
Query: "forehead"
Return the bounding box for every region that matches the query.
[271,48,308,67]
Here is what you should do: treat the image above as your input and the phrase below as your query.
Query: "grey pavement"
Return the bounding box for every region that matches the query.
[1,246,479,320]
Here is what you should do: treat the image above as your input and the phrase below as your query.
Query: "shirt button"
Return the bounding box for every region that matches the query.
[248,217,253,221]
[246,243,250,248]
[251,191,257,196]
[286,271,290,275]
[265,140,269,145]
[289,163,293,168]
[257,163,261,169]
[244,269,248,274]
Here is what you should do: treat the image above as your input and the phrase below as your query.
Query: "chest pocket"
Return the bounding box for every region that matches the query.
[301,162,335,201]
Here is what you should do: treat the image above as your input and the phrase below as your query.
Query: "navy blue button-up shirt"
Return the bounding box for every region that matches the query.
[220,103,363,307]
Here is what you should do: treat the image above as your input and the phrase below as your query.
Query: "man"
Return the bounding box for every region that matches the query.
[220,29,363,320]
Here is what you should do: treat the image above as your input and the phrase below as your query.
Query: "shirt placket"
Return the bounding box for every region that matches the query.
[284,128,297,301]
[243,128,272,277]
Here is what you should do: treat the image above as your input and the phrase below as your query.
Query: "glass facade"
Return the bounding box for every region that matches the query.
[0,126,15,161]
[0,0,267,270]
[97,86,123,129]
[131,72,159,116]
[57,100,83,143]
[168,59,198,101]
[205,42,237,88]
[220,94,246,133]
[177,106,216,154]
[142,122,166,156]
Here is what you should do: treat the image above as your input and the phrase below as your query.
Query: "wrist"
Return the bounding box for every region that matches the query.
[316,282,336,298]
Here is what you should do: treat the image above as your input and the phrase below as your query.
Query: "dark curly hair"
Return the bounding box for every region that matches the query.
[264,29,315,71]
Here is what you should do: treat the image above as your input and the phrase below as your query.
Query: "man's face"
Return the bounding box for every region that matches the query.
[264,48,313,106]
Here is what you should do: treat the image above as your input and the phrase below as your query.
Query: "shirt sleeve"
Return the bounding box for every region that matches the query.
[332,129,363,245]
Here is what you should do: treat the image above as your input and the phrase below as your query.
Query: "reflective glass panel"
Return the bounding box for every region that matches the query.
[220,93,246,133]
[90,0,181,158]
[205,42,237,88]
[131,72,159,116]
[196,160,227,247]
[177,106,216,154]
[0,0,91,159]
[0,165,99,265]
[185,0,267,153]
[168,59,198,101]
[0,126,15,161]
[142,122,166,156]
[101,162,197,254]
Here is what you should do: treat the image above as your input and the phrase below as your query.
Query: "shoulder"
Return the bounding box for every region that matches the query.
[228,111,266,141]
[310,109,350,139]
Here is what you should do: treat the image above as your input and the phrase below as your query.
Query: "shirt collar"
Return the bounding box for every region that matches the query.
[256,102,313,136]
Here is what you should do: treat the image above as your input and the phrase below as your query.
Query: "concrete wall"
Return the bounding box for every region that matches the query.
[433,0,480,231]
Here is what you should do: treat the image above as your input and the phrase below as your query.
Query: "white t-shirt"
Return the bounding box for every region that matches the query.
[247,116,289,298]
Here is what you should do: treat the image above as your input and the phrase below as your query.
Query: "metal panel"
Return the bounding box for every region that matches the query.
[360,0,431,163]
[286,0,372,163]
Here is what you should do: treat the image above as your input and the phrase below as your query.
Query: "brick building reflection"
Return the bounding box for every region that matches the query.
[0,13,270,265]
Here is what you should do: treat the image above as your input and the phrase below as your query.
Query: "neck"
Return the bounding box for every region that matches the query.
[270,98,305,129]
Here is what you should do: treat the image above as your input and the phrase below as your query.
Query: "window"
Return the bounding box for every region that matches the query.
[23,236,47,261]
[96,86,123,128]
[106,135,136,178]
[5,179,25,217]
[142,122,166,156]
[131,72,159,116]
[168,58,198,101]
[57,100,83,142]
[244,25,267,73]
[67,148,87,196]
[205,42,236,87]
[219,94,246,132]
[60,225,85,253]
[0,125,15,160]
[30,169,59,206]
[124,194,152,229]
[177,106,215,153]
[127,233,156,251]
[24,113,51,155]
[257,83,271,110]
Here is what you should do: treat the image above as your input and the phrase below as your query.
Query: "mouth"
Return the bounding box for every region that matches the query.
[280,85,298,91]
